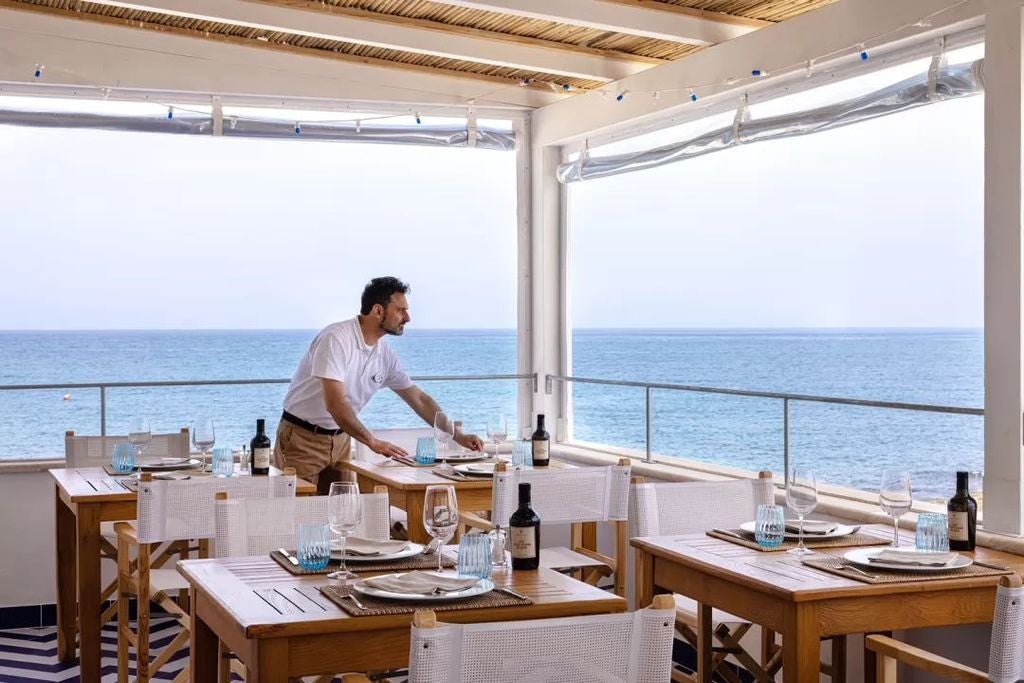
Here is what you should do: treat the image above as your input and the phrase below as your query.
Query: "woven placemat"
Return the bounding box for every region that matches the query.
[707,529,891,552]
[802,554,1015,584]
[318,583,532,616]
[270,550,456,575]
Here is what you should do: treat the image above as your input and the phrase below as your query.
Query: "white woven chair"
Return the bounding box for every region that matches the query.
[630,473,847,683]
[866,574,1024,682]
[63,428,191,628]
[392,594,676,683]
[352,427,434,460]
[115,473,297,683]
[461,459,632,596]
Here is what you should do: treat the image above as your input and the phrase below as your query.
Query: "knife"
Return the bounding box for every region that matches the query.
[278,548,299,566]
[498,586,529,600]
[973,560,1011,572]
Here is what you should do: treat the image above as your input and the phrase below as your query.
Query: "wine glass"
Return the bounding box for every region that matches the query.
[786,468,818,555]
[422,485,459,573]
[127,416,151,460]
[327,482,363,580]
[433,411,454,462]
[880,470,913,548]
[192,417,215,472]
[486,414,508,459]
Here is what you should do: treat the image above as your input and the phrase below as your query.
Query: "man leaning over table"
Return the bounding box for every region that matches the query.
[274,275,485,495]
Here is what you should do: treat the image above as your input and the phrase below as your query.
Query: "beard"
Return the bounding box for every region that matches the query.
[382,321,405,336]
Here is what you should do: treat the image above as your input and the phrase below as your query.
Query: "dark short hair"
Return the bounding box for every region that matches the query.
[360,276,411,315]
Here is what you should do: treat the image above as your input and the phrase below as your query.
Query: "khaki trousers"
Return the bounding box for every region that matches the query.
[273,420,353,495]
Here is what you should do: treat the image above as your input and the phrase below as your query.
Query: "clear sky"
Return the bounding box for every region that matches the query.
[0,57,983,330]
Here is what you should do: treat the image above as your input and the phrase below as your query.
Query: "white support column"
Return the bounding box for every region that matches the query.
[515,119,534,438]
[984,0,1024,536]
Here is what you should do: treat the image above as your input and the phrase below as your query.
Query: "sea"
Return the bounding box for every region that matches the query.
[0,328,982,500]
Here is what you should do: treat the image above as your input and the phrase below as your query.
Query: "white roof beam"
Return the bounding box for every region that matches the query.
[79,0,651,81]
[0,5,560,109]
[532,0,986,146]
[426,0,766,46]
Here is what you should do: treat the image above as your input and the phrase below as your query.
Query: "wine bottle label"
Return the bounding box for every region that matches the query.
[532,440,549,463]
[948,511,969,541]
[253,447,271,469]
[510,526,536,558]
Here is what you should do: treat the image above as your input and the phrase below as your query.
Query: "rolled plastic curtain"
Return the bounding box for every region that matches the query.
[0,111,516,151]
[557,59,984,184]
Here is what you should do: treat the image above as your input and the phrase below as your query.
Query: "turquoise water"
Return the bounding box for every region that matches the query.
[0,328,981,497]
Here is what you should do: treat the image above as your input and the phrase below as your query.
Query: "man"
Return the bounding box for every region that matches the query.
[274,276,484,493]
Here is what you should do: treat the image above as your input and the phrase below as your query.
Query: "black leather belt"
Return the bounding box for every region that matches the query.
[281,410,345,436]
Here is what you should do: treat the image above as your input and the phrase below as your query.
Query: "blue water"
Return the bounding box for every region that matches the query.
[0,328,982,498]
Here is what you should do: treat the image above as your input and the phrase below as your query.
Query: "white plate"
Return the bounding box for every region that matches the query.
[453,463,498,477]
[353,574,494,602]
[440,451,490,463]
[137,458,202,471]
[739,521,857,540]
[843,548,972,572]
[330,542,423,562]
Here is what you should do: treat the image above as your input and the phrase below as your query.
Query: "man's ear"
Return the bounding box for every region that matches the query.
[372,303,384,318]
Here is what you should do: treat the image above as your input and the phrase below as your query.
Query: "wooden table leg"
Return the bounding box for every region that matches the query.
[75,502,102,681]
[405,492,430,544]
[783,604,821,683]
[190,599,219,683]
[54,487,77,662]
[251,639,289,683]
[635,550,654,608]
[696,602,714,683]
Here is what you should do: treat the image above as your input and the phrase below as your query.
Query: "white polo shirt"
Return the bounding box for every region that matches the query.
[282,318,415,429]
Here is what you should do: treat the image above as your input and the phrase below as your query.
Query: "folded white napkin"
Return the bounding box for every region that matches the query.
[869,549,959,566]
[334,537,409,556]
[785,520,837,535]
[362,571,479,594]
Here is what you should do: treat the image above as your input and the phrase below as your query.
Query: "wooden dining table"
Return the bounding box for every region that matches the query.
[632,526,1024,683]
[181,554,627,682]
[342,455,573,544]
[50,466,316,683]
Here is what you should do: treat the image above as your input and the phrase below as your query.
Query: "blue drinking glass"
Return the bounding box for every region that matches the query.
[297,523,331,570]
[212,447,235,477]
[415,437,436,465]
[112,442,136,473]
[457,533,492,579]
[511,440,533,468]
[915,512,949,552]
[755,504,785,549]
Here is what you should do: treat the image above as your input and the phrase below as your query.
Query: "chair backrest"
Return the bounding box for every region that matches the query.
[408,595,675,683]
[629,473,775,538]
[136,474,296,544]
[353,427,434,460]
[490,463,632,528]
[213,489,391,557]
[989,574,1024,682]
[64,429,190,468]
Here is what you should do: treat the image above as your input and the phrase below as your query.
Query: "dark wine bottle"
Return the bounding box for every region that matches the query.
[250,418,271,475]
[531,414,550,467]
[947,470,977,551]
[509,483,540,570]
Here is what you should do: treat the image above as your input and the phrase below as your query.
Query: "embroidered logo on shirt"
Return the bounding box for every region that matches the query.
[371,372,385,384]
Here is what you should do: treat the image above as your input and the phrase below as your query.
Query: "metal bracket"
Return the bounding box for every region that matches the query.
[545,375,553,395]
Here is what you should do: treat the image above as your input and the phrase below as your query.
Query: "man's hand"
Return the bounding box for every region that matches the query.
[369,438,409,458]
[455,432,485,452]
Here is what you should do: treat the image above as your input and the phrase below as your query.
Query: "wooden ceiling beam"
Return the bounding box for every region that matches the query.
[424,0,764,46]
[74,0,655,81]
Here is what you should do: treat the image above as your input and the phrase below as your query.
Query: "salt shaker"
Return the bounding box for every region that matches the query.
[489,525,507,567]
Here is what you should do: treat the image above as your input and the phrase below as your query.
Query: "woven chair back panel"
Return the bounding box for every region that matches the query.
[491,466,629,528]
[65,431,189,468]
[408,608,674,683]
[136,475,296,544]
[989,584,1024,683]
[629,478,774,538]
[214,493,390,557]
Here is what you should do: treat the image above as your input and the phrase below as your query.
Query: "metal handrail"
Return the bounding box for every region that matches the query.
[545,374,983,474]
[0,374,536,436]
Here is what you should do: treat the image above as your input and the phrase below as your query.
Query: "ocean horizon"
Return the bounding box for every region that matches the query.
[0,327,983,500]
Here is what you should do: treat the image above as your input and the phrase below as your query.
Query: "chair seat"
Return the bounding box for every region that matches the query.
[148,568,190,594]
[539,546,610,570]
[673,594,748,629]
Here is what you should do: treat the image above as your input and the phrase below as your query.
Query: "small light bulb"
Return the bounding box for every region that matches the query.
[34,64,44,79]
[355,120,361,133]
[415,112,421,124]
[859,44,869,61]
[167,106,174,120]
[751,68,763,77]
[689,89,698,102]
[652,90,661,100]
[615,90,627,102]
[294,122,301,135]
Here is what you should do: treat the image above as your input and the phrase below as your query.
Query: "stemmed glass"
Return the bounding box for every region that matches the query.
[423,485,459,573]
[880,470,913,548]
[192,417,215,472]
[433,411,455,462]
[327,482,363,580]
[128,417,151,461]
[486,414,507,459]
[786,468,818,555]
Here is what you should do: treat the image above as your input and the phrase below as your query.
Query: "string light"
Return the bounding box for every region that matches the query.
[518,78,532,87]
[652,90,661,100]
[415,112,421,124]
[167,106,174,120]
[355,120,361,133]
[294,121,301,135]
[615,90,627,102]
[562,84,573,92]
[859,43,869,61]
[229,116,238,130]
[751,69,764,77]
[805,59,815,78]
[33,64,44,79]
[689,89,698,102]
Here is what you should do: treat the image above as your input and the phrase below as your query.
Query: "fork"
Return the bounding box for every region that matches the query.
[842,563,873,577]
[422,538,442,555]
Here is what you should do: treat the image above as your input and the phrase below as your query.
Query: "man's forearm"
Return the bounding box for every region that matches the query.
[327,400,376,446]
[410,392,449,432]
